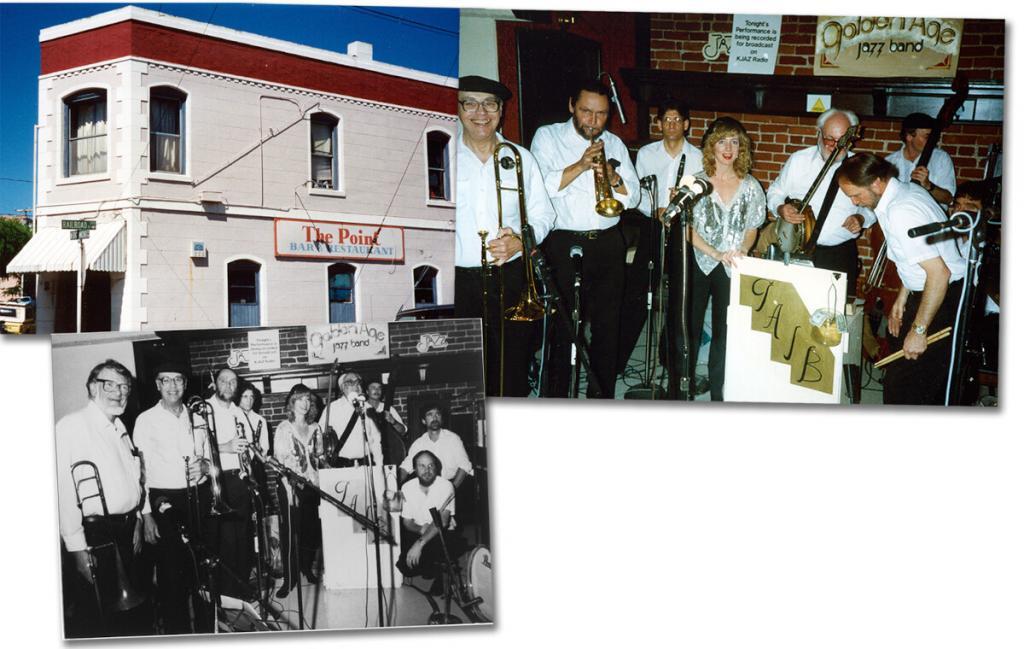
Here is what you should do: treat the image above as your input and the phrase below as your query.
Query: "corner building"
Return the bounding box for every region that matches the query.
[14,6,457,333]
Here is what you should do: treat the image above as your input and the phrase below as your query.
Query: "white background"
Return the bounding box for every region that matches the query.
[1,0,1021,646]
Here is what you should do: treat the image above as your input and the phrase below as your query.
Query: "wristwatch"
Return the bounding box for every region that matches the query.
[913,323,927,335]
[611,177,623,189]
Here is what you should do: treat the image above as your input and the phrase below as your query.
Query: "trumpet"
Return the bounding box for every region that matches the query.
[186,396,233,516]
[591,138,624,218]
[488,142,547,395]
[69,461,145,615]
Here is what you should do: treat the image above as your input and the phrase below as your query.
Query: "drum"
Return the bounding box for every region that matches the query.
[458,545,493,622]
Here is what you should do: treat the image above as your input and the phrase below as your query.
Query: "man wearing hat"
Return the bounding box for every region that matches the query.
[133,361,211,632]
[455,75,556,397]
[884,112,956,205]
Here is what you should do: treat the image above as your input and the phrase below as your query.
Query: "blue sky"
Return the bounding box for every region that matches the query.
[0,2,459,215]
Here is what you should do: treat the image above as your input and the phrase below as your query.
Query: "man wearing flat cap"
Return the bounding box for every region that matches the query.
[133,361,211,632]
[884,112,956,206]
[455,75,556,397]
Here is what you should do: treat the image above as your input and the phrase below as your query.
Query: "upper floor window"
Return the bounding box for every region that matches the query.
[328,263,356,323]
[227,259,262,327]
[413,265,439,306]
[64,90,107,176]
[426,130,451,201]
[150,87,186,174]
[310,113,339,190]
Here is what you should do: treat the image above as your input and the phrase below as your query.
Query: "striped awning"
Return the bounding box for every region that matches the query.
[6,220,126,273]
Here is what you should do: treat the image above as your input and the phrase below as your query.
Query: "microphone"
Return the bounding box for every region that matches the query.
[907,211,973,238]
[570,245,584,285]
[350,393,367,410]
[605,73,627,124]
[640,174,656,188]
[663,176,712,220]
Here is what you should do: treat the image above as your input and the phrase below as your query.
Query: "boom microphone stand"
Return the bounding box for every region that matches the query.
[525,223,608,398]
[624,177,666,399]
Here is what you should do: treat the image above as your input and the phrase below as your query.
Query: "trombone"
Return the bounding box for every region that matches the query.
[483,142,547,395]
[69,461,145,618]
[186,396,233,516]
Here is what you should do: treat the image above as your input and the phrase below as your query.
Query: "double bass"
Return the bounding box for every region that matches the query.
[862,76,969,360]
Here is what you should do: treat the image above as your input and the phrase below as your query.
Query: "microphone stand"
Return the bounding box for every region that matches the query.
[625,177,667,399]
[358,404,388,628]
[425,507,463,625]
[570,249,584,398]
[666,203,695,400]
[943,210,985,405]
[524,223,608,398]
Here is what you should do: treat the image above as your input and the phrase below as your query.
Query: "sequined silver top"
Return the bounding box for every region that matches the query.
[690,172,766,276]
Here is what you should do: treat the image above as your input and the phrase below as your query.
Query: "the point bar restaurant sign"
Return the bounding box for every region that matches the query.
[274,218,405,263]
[814,16,964,77]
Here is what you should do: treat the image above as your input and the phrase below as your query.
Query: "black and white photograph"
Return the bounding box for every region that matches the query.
[50,319,492,637]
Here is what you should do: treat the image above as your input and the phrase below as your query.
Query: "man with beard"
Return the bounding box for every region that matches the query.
[530,78,640,398]
[134,362,209,633]
[204,367,253,597]
[397,450,456,581]
[318,371,382,466]
[837,153,966,405]
[885,112,956,206]
[56,359,151,636]
[767,108,874,300]
[398,404,472,488]
[455,75,555,397]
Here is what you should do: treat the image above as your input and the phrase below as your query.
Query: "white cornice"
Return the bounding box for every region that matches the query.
[39,5,456,89]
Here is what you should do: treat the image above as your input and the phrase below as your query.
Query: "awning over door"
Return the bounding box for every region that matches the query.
[6,220,126,273]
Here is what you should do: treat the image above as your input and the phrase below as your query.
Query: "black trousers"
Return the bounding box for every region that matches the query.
[455,259,537,397]
[203,471,253,598]
[689,263,730,401]
[279,486,322,585]
[813,238,860,300]
[542,228,626,399]
[149,486,213,634]
[397,529,458,579]
[883,279,963,405]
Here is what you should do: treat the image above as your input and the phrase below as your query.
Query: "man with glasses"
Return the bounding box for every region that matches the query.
[455,75,555,397]
[530,78,640,398]
[56,359,151,636]
[133,362,210,633]
[766,107,873,299]
[319,371,382,466]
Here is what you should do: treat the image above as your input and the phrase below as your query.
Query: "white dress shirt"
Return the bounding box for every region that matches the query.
[401,476,455,529]
[871,178,967,291]
[206,397,245,471]
[530,118,641,231]
[455,130,556,267]
[134,401,203,492]
[318,397,382,461]
[634,138,703,217]
[399,428,474,481]
[885,146,956,197]
[766,145,876,246]
[56,400,147,552]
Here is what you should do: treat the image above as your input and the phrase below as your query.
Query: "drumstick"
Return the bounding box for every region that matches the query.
[874,326,952,368]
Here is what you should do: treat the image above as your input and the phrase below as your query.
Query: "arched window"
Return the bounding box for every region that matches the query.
[426,130,451,201]
[227,259,262,327]
[64,89,107,176]
[413,265,438,306]
[150,87,186,173]
[310,113,340,190]
[328,263,356,323]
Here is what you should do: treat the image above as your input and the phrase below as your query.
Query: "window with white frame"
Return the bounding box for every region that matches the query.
[426,130,451,201]
[64,89,108,176]
[328,263,356,323]
[310,113,339,190]
[413,265,439,306]
[228,259,262,327]
[150,87,186,173]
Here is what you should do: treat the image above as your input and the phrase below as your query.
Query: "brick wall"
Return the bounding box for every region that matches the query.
[644,13,1004,295]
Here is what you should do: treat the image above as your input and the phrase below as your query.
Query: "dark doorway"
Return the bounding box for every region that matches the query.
[516,30,602,147]
[51,271,111,332]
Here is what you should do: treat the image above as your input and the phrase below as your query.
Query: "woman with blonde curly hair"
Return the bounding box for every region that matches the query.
[688,116,766,400]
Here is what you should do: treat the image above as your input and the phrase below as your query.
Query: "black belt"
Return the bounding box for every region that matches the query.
[222,469,241,476]
[86,511,136,526]
[814,238,857,251]
[150,487,189,495]
[556,228,613,241]
[909,278,963,297]
[336,456,375,468]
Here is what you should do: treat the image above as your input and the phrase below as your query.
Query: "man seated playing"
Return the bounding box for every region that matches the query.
[397,450,456,582]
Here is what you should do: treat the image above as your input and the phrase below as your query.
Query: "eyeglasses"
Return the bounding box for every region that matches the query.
[157,376,185,387]
[821,136,840,145]
[94,379,131,395]
[662,116,685,124]
[459,99,501,113]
